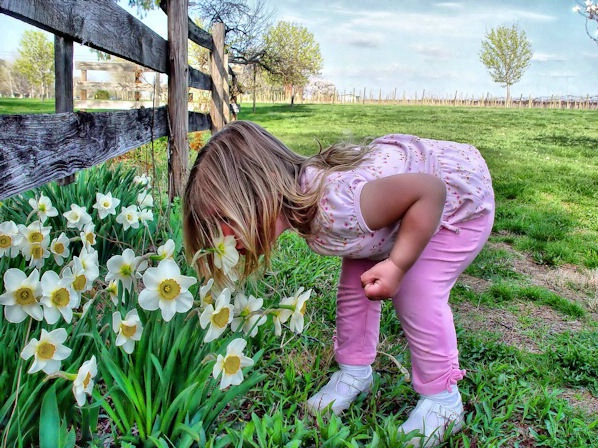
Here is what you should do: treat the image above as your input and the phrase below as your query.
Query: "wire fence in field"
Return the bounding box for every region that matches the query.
[241,88,598,110]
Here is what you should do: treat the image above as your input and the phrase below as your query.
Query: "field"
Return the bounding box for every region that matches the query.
[1,100,597,447]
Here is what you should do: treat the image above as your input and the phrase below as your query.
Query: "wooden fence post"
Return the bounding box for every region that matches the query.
[210,22,229,133]
[167,0,189,200]
[54,35,75,186]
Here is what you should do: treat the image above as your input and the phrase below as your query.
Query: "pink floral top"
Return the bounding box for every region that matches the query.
[300,134,494,259]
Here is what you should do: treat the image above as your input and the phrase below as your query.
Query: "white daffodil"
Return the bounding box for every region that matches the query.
[106,280,119,305]
[138,208,154,225]
[156,239,176,260]
[272,307,291,337]
[73,246,100,288]
[231,293,266,338]
[212,338,254,390]
[50,232,70,266]
[199,288,234,342]
[63,204,92,230]
[116,205,140,231]
[105,248,146,292]
[93,192,121,220]
[72,355,97,406]
[0,220,22,258]
[137,191,154,209]
[199,278,215,309]
[138,258,197,322]
[112,309,143,354]
[28,193,58,223]
[0,268,43,322]
[62,265,87,300]
[133,173,151,187]
[80,222,96,249]
[213,235,239,281]
[40,270,78,324]
[18,221,51,268]
[279,287,312,334]
[20,328,72,375]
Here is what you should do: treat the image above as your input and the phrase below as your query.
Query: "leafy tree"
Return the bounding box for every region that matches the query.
[479,24,533,106]
[13,30,54,100]
[263,21,323,106]
[574,0,598,45]
[0,59,14,97]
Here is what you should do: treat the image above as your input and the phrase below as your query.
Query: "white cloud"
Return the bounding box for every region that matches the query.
[533,52,566,63]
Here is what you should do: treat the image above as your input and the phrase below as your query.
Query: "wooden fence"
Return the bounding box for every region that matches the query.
[0,0,230,201]
[75,61,166,110]
[245,88,598,110]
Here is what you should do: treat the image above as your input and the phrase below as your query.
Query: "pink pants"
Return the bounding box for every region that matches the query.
[334,212,494,395]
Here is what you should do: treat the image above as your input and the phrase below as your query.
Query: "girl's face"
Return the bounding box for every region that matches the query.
[219,216,290,257]
[220,222,246,255]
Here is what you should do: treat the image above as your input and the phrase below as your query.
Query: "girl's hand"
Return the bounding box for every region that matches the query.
[360,259,405,300]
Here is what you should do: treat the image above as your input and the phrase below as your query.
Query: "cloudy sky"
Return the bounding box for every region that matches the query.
[0,0,596,99]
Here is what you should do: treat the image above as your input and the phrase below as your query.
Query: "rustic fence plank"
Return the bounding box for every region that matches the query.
[189,66,212,91]
[75,61,153,72]
[210,22,229,132]
[167,0,189,200]
[0,0,168,73]
[0,109,210,200]
[54,35,76,186]
[188,17,213,50]
[159,0,213,50]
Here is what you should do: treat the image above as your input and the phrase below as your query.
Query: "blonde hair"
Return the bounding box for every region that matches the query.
[183,120,371,287]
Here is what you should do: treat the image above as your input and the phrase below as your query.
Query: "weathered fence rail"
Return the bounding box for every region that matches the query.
[0,0,229,201]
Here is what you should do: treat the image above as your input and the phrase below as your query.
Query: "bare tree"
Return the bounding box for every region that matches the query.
[574,0,598,45]
[190,0,274,111]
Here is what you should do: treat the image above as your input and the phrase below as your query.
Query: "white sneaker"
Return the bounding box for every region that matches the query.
[398,394,465,447]
[305,370,373,415]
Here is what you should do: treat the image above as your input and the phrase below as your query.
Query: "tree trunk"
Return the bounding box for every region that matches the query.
[506,84,511,108]
[290,84,295,107]
[252,64,256,113]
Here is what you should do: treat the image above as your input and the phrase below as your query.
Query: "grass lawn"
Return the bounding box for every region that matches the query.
[234,103,598,447]
[1,99,597,446]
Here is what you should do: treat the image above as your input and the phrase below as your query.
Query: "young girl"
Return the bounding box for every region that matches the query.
[183,120,494,446]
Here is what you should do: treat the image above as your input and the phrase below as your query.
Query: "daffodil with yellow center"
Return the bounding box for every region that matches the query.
[50,232,70,266]
[231,293,267,338]
[0,234,11,249]
[28,194,58,223]
[72,274,88,293]
[0,220,20,258]
[18,221,50,268]
[212,235,239,282]
[138,258,196,322]
[20,328,72,374]
[80,223,96,249]
[72,355,97,406]
[199,288,234,342]
[116,205,140,231]
[159,278,181,300]
[212,338,254,389]
[40,270,78,324]
[112,309,143,354]
[0,268,43,322]
[278,287,312,334]
[93,192,121,220]
[106,248,146,292]
[199,278,215,308]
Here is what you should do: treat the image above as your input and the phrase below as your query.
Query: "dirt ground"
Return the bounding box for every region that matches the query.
[453,241,598,415]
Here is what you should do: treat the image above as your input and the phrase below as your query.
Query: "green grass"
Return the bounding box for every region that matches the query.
[2,99,598,447]
[243,103,598,269]
[0,98,55,114]
[236,103,598,447]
